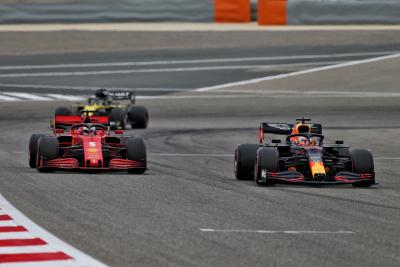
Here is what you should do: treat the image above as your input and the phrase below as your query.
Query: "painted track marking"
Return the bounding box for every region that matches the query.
[0,51,395,71]
[0,61,345,78]
[2,93,53,101]
[0,95,20,101]
[150,153,231,157]
[200,229,355,234]
[150,154,400,160]
[5,90,400,103]
[0,194,108,266]
[0,83,188,92]
[196,53,400,91]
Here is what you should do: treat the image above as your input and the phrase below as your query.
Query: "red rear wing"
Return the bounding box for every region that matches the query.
[55,115,83,125]
[54,115,109,129]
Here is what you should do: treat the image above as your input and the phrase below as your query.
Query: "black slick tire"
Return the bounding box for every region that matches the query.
[128,106,149,129]
[29,134,45,168]
[255,147,279,186]
[351,149,374,187]
[37,136,59,173]
[126,137,147,174]
[234,144,259,180]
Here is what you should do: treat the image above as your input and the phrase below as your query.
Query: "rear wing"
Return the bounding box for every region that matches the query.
[258,122,322,143]
[260,123,292,135]
[53,115,109,130]
[260,123,322,134]
[106,90,135,102]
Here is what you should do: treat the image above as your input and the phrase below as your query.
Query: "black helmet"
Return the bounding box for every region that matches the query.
[95,89,107,99]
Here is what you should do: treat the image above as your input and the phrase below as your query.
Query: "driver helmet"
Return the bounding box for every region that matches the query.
[291,123,311,145]
[95,89,107,99]
[82,126,90,135]
[296,136,309,146]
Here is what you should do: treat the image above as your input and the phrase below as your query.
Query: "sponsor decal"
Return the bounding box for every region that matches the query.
[89,142,97,147]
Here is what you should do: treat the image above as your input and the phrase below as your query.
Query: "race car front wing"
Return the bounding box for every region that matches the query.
[257,170,375,185]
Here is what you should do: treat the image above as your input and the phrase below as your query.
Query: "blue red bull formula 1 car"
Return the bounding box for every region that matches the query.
[29,115,146,173]
[234,118,375,187]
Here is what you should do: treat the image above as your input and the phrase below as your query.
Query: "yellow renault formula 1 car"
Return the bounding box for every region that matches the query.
[54,89,149,130]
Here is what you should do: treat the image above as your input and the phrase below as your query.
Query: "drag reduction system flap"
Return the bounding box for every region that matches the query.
[107,90,135,102]
[53,115,109,130]
[260,123,322,134]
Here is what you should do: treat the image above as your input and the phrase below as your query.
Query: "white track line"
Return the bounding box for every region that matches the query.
[0,245,58,254]
[0,221,16,227]
[2,261,81,267]
[0,232,34,240]
[200,229,355,234]
[6,261,82,267]
[4,91,400,102]
[137,91,400,99]
[0,61,343,78]
[150,154,400,159]
[1,23,400,32]
[0,94,21,101]
[150,153,231,157]
[0,194,108,267]
[0,83,185,92]
[2,92,53,101]
[196,53,400,92]
[46,94,86,101]
[0,51,395,70]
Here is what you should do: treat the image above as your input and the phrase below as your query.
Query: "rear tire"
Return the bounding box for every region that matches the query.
[351,149,374,187]
[234,144,259,180]
[55,106,72,116]
[255,147,279,186]
[126,138,147,174]
[110,108,126,130]
[37,136,59,173]
[128,106,149,129]
[29,134,45,168]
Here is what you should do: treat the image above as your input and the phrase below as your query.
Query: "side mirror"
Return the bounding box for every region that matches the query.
[114,130,124,135]
[335,140,344,145]
[272,139,281,144]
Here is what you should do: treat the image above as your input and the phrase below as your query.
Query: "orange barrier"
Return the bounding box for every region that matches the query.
[258,0,287,25]
[215,0,251,23]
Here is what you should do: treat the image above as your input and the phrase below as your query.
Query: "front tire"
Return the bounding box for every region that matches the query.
[351,149,374,187]
[126,138,147,174]
[37,136,59,173]
[255,147,279,186]
[234,144,259,180]
[29,134,45,168]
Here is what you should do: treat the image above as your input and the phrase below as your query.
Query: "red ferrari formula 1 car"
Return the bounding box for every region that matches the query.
[29,115,146,173]
[234,118,375,187]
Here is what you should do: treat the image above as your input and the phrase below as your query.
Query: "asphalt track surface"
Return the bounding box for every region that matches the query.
[0,30,399,266]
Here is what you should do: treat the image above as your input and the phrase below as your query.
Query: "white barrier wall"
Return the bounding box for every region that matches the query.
[287,0,400,24]
[1,0,399,24]
[0,0,214,23]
